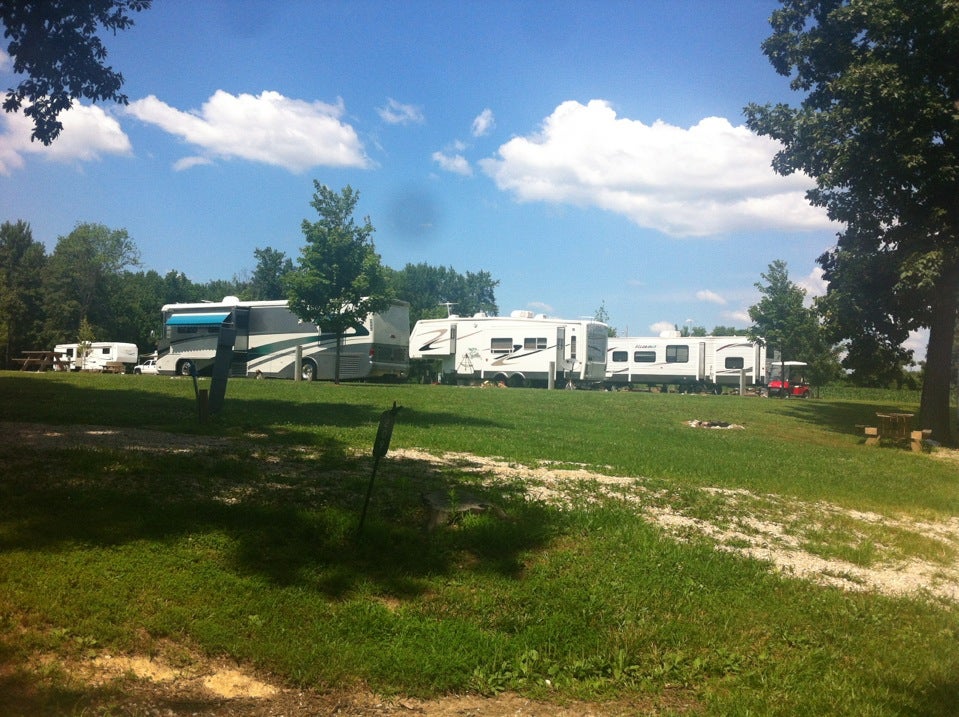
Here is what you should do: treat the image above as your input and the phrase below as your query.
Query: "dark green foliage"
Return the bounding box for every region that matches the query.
[745,0,959,443]
[0,0,152,144]
[0,220,46,368]
[387,262,499,325]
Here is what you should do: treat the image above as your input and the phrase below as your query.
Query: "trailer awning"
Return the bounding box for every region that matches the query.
[166,312,230,326]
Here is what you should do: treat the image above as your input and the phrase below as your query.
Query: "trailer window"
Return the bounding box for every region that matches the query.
[570,336,577,359]
[490,338,513,354]
[611,351,628,363]
[665,345,689,363]
[633,350,656,363]
[725,357,745,369]
[524,337,548,350]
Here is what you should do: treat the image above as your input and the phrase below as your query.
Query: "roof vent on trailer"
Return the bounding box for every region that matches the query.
[222,296,241,305]
[510,310,535,319]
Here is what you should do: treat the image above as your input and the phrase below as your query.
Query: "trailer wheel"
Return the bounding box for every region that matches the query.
[178,359,195,376]
[506,373,528,388]
[301,359,317,382]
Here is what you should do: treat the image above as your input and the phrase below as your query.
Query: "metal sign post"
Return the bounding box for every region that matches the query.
[357,401,402,536]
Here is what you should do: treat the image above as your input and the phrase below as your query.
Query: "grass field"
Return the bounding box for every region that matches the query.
[1,372,957,715]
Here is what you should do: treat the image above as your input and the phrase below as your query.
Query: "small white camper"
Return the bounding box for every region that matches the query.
[605,334,766,393]
[409,310,609,387]
[52,342,139,372]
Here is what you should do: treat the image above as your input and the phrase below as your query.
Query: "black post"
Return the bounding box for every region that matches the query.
[357,402,401,536]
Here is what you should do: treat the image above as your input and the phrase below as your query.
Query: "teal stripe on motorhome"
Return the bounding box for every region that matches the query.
[166,312,230,326]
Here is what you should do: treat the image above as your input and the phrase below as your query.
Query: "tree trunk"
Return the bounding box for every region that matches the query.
[920,261,959,446]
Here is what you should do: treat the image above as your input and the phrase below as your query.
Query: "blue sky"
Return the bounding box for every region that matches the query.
[0,1,924,355]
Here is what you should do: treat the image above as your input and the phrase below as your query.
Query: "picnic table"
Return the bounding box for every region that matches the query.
[11,350,69,372]
[863,413,929,452]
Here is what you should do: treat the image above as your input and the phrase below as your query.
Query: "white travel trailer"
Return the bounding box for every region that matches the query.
[156,298,410,381]
[409,310,609,387]
[52,342,139,372]
[605,333,767,393]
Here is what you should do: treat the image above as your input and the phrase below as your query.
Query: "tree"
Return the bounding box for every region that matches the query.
[0,220,46,367]
[285,183,392,383]
[1,0,151,145]
[42,222,140,343]
[387,262,499,327]
[748,260,841,392]
[744,0,959,442]
[248,247,293,300]
[593,301,617,337]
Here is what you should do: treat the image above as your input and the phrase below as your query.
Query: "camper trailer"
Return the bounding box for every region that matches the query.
[409,310,609,387]
[605,334,766,393]
[52,342,139,372]
[156,298,410,381]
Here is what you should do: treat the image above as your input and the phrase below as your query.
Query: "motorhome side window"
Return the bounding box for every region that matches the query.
[634,350,655,363]
[665,345,689,363]
[523,337,548,350]
[725,357,745,369]
[490,338,513,354]
[611,350,628,363]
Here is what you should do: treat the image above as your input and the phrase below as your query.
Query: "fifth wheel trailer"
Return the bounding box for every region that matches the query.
[605,334,767,393]
[409,310,609,387]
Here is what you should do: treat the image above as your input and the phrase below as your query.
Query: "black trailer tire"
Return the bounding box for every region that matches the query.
[178,360,195,376]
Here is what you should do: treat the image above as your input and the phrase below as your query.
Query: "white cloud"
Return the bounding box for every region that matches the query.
[472,108,495,137]
[696,289,727,305]
[0,49,11,73]
[431,150,472,176]
[126,90,369,172]
[650,320,676,335]
[378,98,424,125]
[0,102,132,175]
[173,155,214,171]
[480,99,837,237]
[797,266,828,298]
[905,328,928,366]
[722,309,751,325]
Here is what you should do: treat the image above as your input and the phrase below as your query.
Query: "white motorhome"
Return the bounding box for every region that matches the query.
[52,342,139,372]
[605,333,767,393]
[409,310,609,387]
[156,298,410,381]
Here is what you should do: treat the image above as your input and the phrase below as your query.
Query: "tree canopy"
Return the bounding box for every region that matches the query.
[1,0,151,145]
[744,0,959,442]
[285,183,392,382]
[387,262,499,326]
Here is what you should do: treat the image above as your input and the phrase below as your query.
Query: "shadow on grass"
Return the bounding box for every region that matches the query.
[0,374,506,445]
[0,441,556,600]
[771,397,922,439]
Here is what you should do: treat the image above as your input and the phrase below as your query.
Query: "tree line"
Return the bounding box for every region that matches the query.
[0,215,499,369]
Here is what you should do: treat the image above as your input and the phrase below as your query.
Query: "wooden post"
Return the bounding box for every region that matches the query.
[197,389,209,423]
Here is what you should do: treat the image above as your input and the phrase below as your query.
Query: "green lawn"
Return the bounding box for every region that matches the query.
[1,372,957,715]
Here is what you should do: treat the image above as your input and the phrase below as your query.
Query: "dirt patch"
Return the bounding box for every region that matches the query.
[389,448,959,603]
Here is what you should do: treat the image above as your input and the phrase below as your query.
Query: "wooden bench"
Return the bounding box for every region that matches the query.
[863,413,930,452]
